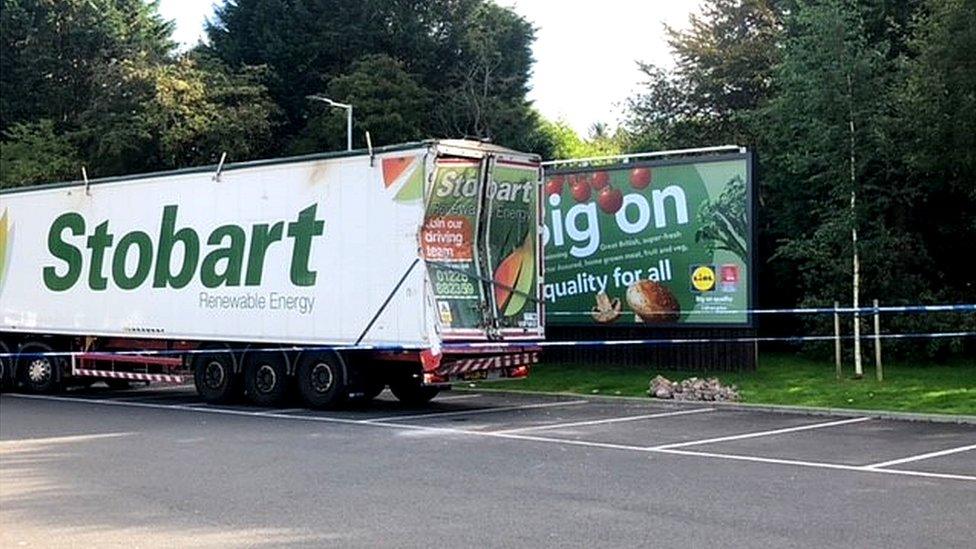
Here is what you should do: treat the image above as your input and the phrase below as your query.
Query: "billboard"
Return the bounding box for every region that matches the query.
[542,152,754,327]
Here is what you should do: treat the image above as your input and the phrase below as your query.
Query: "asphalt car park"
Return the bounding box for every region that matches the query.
[1,385,974,547]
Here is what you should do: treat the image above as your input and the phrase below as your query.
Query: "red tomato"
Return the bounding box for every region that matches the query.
[591,171,610,189]
[597,186,623,214]
[545,176,564,195]
[571,180,591,202]
[630,168,652,189]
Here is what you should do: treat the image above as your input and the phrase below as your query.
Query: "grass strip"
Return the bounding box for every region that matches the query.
[476,353,976,415]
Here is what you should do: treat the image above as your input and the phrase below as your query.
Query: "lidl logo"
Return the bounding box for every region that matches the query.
[690,265,716,292]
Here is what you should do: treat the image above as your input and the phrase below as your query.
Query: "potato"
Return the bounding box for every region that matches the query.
[625,280,680,323]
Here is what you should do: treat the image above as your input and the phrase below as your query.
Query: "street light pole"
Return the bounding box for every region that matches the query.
[345,104,352,152]
[306,94,353,151]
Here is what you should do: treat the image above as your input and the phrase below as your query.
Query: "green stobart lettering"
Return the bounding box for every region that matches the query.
[43,204,325,292]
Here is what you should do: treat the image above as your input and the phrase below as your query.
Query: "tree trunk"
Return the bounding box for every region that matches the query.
[847,73,862,378]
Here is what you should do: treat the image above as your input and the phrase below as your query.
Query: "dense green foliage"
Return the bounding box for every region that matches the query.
[204,0,543,153]
[0,0,279,180]
[0,0,547,181]
[624,0,975,356]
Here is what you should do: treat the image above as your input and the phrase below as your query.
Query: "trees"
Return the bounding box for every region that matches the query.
[896,0,976,306]
[764,0,891,373]
[290,54,429,153]
[0,0,174,131]
[1,0,280,186]
[206,0,542,154]
[2,0,545,185]
[78,53,280,175]
[535,119,623,161]
[622,0,973,357]
[0,120,79,188]
[431,2,536,148]
[624,0,783,150]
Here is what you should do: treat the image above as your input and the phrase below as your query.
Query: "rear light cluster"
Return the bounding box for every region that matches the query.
[507,365,530,379]
[423,372,448,385]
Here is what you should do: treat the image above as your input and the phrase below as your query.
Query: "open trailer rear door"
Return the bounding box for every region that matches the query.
[421,143,543,345]
[482,155,544,340]
[421,155,492,340]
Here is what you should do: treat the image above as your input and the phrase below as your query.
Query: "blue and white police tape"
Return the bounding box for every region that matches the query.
[444,331,976,350]
[547,303,976,316]
[2,331,974,359]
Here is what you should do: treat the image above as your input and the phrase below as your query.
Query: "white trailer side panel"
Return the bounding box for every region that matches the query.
[0,148,430,347]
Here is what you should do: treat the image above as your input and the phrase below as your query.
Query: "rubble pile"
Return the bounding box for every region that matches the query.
[648,375,741,402]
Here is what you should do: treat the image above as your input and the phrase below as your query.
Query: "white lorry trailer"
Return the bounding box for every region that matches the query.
[0,139,544,407]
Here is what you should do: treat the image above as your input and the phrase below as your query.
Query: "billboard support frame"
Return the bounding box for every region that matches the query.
[543,145,747,169]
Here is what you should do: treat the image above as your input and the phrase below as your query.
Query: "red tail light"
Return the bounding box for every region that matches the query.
[507,365,530,379]
[420,349,442,373]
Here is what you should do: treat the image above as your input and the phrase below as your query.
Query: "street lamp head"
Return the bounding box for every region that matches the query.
[305,94,354,151]
[306,94,351,110]
[306,94,337,107]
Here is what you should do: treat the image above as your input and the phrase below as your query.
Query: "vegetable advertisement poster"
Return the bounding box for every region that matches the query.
[542,153,753,326]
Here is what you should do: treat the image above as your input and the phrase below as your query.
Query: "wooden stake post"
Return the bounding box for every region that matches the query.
[874,299,883,381]
[834,301,842,380]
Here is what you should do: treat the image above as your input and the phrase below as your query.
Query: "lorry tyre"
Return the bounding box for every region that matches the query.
[0,340,11,392]
[295,352,346,409]
[193,351,241,403]
[390,380,440,406]
[243,352,289,407]
[17,342,63,394]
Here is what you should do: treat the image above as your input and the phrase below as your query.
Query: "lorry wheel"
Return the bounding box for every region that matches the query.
[243,352,289,407]
[0,341,11,392]
[390,380,440,406]
[295,352,346,409]
[17,342,63,394]
[193,352,241,403]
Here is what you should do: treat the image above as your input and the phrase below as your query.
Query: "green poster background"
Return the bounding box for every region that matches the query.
[543,154,752,326]
[488,161,540,330]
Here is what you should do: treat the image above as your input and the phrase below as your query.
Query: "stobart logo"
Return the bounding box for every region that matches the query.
[436,170,534,204]
[43,204,325,292]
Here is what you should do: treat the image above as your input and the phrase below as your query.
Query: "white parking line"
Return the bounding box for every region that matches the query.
[365,400,589,423]
[6,394,365,426]
[865,443,976,469]
[435,393,483,401]
[255,408,306,416]
[650,417,872,450]
[364,421,976,482]
[0,432,135,447]
[655,447,976,482]
[6,394,973,483]
[492,407,715,434]
[113,393,197,402]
